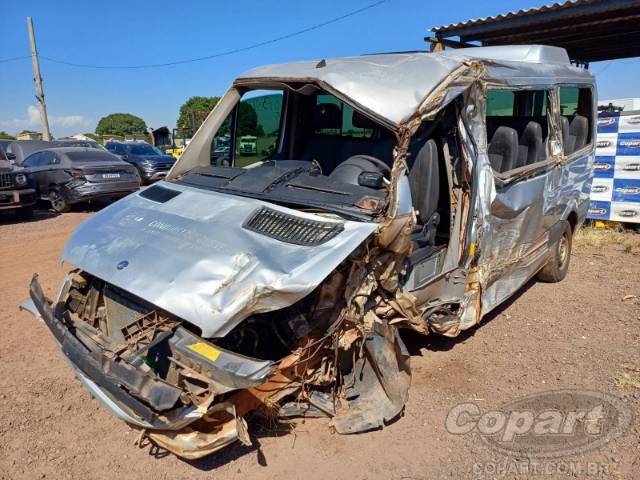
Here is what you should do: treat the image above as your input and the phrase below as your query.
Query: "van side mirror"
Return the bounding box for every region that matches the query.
[358,171,384,189]
[121,154,129,160]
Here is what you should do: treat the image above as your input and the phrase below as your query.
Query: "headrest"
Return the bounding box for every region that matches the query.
[313,103,342,129]
[520,121,543,146]
[352,110,378,129]
[488,126,519,173]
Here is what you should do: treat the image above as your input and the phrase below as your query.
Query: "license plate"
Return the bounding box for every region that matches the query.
[102,173,120,179]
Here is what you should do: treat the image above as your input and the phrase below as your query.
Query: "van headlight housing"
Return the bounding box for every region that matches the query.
[15,173,27,185]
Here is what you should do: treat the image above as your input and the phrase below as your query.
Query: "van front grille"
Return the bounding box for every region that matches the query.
[243,207,344,246]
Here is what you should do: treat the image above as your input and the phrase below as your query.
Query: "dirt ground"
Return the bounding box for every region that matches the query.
[0,207,638,480]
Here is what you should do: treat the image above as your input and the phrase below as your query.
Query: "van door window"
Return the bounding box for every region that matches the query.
[211,90,285,168]
[486,89,551,174]
[559,87,593,154]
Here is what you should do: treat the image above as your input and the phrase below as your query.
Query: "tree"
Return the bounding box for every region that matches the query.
[177,96,220,132]
[237,102,259,137]
[177,96,260,137]
[95,113,147,137]
[0,131,15,140]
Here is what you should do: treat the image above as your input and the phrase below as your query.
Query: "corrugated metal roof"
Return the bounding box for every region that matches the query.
[430,0,597,33]
[427,0,640,63]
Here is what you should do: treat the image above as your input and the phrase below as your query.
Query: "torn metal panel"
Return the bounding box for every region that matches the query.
[145,402,251,460]
[62,181,377,338]
[331,315,410,433]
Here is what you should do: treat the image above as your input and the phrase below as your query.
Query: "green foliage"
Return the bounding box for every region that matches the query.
[177,96,220,132]
[237,102,259,137]
[0,131,16,140]
[216,101,261,137]
[95,113,147,137]
[178,96,263,137]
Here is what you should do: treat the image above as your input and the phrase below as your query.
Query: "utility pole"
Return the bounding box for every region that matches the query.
[27,17,51,141]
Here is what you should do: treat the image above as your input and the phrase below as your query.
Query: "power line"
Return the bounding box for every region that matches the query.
[0,55,31,64]
[18,0,389,70]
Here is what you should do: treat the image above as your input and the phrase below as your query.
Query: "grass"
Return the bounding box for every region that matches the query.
[574,224,640,253]
[615,374,640,389]
[615,364,640,389]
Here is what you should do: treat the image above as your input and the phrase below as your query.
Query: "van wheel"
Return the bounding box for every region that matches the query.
[50,188,71,213]
[537,221,572,283]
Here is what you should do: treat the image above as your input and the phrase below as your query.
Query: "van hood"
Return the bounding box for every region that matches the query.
[62,181,377,338]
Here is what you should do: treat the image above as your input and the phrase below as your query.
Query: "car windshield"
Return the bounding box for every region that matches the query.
[127,144,163,156]
[173,88,393,220]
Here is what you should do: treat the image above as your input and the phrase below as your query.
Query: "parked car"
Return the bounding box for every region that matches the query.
[0,146,37,219]
[26,45,595,459]
[105,141,175,183]
[54,139,107,150]
[21,147,141,212]
[3,139,105,166]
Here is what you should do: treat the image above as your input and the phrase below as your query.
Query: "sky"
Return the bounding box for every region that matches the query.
[1,0,639,138]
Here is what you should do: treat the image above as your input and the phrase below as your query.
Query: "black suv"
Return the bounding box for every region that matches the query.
[0,147,37,219]
[105,141,175,184]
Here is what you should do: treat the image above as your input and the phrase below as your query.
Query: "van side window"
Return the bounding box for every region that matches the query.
[486,89,550,174]
[559,87,593,154]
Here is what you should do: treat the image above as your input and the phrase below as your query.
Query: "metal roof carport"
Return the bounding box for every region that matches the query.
[427,0,640,65]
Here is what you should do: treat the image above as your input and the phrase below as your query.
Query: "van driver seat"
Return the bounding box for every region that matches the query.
[408,139,440,252]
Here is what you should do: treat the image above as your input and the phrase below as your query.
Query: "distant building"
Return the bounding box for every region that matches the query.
[70,134,95,141]
[599,98,640,112]
[17,131,42,141]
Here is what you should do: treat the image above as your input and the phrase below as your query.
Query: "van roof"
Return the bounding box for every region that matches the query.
[237,45,593,128]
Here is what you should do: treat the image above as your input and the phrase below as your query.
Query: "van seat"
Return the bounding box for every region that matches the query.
[561,116,572,154]
[301,103,344,172]
[570,115,588,152]
[517,121,544,167]
[488,126,519,173]
[560,115,588,154]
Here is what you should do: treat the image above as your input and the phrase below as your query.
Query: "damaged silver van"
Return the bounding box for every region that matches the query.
[25,45,595,459]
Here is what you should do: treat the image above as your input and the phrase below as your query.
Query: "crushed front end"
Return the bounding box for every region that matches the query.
[28,210,415,458]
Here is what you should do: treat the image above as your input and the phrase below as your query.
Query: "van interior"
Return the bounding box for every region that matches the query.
[486,87,593,175]
[175,87,455,260]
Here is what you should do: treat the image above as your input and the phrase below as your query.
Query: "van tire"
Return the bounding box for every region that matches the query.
[537,221,572,283]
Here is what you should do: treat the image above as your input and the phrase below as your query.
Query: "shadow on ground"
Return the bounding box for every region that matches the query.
[401,278,537,355]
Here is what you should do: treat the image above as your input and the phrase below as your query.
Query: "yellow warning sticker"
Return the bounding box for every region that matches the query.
[187,342,221,362]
